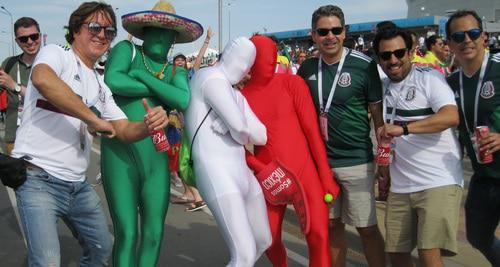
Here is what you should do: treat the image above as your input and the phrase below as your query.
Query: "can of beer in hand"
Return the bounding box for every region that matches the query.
[150,128,170,152]
[475,126,493,164]
[376,139,392,166]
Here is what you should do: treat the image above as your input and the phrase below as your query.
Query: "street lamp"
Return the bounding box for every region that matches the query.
[218,0,222,53]
[1,6,15,56]
[227,2,235,42]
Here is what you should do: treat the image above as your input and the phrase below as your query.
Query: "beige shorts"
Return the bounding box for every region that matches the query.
[5,142,14,155]
[330,162,377,227]
[385,185,463,256]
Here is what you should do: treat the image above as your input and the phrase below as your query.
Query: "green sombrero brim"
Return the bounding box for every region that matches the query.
[122,10,203,43]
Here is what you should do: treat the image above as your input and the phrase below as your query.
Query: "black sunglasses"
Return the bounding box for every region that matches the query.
[83,22,117,41]
[16,33,40,43]
[450,28,482,43]
[315,27,343,37]
[378,48,408,61]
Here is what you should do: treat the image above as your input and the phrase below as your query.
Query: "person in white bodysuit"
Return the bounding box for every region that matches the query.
[185,37,272,267]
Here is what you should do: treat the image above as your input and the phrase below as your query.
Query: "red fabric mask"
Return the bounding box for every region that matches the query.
[249,35,277,85]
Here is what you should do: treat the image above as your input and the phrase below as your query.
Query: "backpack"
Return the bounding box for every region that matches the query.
[3,55,20,74]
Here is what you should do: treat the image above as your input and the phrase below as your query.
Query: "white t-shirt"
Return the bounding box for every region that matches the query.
[12,44,126,182]
[383,65,463,193]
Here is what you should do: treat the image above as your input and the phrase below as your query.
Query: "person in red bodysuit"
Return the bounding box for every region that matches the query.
[242,35,340,267]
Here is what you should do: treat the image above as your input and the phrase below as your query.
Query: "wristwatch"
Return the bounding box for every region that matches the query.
[14,84,21,93]
[401,122,410,135]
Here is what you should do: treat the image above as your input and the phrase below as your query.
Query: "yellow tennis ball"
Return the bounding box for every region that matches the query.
[324,193,334,203]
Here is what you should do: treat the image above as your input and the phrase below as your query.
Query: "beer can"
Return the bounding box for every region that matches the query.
[376,143,391,166]
[150,128,170,152]
[475,126,493,164]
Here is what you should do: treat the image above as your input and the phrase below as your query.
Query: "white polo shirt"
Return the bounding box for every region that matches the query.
[383,65,463,193]
[12,44,126,182]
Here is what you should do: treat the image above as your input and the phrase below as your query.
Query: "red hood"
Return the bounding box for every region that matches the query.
[248,35,277,86]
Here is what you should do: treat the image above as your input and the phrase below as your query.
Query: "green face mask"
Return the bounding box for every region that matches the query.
[142,27,176,56]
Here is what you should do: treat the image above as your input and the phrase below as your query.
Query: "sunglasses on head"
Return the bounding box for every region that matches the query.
[315,27,343,37]
[378,48,408,61]
[84,22,116,41]
[16,33,40,43]
[450,28,482,43]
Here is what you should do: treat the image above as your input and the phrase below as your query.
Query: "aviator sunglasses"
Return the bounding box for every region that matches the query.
[450,28,482,43]
[315,27,343,36]
[83,22,117,41]
[378,48,408,61]
[16,33,40,43]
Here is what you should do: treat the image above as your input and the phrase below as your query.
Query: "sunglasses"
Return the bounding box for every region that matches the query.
[450,28,482,43]
[83,22,117,41]
[16,33,40,43]
[378,48,408,61]
[315,27,343,37]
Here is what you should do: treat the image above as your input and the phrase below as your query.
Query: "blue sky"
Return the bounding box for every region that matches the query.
[0,0,408,61]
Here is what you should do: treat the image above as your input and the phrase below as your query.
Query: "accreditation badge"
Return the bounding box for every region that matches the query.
[319,112,328,141]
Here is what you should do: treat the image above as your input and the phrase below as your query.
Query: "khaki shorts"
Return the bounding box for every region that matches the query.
[5,142,14,155]
[330,163,377,227]
[385,185,463,256]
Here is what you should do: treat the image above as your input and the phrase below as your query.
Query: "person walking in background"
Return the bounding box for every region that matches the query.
[374,27,463,267]
[0,17,41,155]
[297,5,386,267]
[446,10,500,266]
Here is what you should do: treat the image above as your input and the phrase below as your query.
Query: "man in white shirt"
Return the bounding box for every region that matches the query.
[11,2,168,266]
[374,27,463,267]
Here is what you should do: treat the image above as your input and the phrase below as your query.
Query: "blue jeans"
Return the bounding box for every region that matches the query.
[16,166,112,267]
[465,175,500,267]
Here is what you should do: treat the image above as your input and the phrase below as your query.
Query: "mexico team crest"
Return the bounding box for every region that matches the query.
[405,87,416,101]
[338,72,351,87]
[480,81,495,99]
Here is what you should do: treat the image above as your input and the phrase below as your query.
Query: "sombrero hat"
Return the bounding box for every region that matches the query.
[122,0,203,43]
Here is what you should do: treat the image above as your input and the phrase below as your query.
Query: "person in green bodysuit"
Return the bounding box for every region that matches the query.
[102,1,203,266]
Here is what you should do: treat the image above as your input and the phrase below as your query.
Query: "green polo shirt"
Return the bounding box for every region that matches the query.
[0,55,32,142]
[297,49,383,168]
[447,53,500,180]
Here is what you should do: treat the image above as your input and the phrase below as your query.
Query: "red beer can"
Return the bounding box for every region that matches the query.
[475,126,493,164]
[376,140,392,166]
[150,128,170,152]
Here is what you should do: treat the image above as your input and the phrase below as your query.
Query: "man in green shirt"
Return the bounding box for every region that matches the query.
[446,10,500,266]
[297,5,386,267]
[0,17,41,155]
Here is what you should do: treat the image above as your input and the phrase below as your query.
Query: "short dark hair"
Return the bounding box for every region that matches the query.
[311,5,345,29]
[14,17,40,37]
[173,53,186,61]
[445,10,482,39]
[65,1,116,44]
[373,27,413,55]
[425,34,442,51]
[375,20,397,33]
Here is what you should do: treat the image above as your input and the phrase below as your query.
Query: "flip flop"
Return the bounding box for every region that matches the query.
[185,201,207,212]
[170,196,194,204]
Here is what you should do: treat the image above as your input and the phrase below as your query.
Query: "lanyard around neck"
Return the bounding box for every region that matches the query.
[73,50,104,107]
[317,47,348,113]
[459,52,489,134]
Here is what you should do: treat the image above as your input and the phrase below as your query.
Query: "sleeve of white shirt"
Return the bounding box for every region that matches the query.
[427,70,457,113]
[102,84,127,121]
[32,44,67,76]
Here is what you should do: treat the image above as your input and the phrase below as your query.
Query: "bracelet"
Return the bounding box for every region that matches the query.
[204,41,210,44]
[401,122,409,135]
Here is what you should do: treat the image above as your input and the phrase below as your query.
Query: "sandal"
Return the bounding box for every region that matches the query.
[185,201,207,212]
[170,195,195,204]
